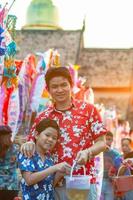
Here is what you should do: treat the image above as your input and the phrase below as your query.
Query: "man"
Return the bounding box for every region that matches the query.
[21,67,107,200]
[101,131,122,200]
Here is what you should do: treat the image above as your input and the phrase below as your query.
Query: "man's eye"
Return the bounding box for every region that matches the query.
[51,85,57,89]
[62,83,67,87]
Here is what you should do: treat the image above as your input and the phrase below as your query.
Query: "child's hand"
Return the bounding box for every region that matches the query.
[55,162,71,174]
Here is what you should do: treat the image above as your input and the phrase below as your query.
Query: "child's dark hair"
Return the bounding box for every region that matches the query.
[0,125,12,158]
[0,125,12,137]
[36,118,59,136]
[0,125,12,135]
[45,67,73,89]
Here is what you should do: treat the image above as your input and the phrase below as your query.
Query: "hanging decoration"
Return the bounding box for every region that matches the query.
[17,54,37,135]
[0,2,20,141]
[0,4,7,85]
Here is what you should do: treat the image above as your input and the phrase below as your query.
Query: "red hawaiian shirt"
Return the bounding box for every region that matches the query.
[28,99,107,177]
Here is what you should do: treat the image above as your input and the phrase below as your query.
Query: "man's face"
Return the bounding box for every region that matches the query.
[48,76,72,105]
[106,135,113,148]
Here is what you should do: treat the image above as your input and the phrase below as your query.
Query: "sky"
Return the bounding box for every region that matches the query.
[1,0,133,48]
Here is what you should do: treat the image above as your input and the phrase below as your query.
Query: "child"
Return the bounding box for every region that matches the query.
[18,118,71,200]
[0,125,19,200]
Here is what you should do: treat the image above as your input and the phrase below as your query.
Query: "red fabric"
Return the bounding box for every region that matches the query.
[2,87,14,125]
[27,99,107,177]
[15,60,23,75]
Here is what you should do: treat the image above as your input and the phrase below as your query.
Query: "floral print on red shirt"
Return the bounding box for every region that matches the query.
[28,99,107,177]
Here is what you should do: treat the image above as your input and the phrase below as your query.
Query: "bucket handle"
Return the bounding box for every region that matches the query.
[70,160,86,178]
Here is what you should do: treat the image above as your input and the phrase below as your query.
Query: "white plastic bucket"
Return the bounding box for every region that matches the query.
[65,162,91,190]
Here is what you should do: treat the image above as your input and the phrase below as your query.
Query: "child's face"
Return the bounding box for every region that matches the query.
[35,127,58,152]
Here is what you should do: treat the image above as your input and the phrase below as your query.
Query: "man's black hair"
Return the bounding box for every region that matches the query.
[45,67,73,89]
[106,131,113,137]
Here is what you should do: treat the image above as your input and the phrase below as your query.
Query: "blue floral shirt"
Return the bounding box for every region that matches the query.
[0,144,19,190]
[17,152,55,200]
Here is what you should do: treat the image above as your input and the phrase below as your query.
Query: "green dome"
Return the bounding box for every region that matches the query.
[23,0,61,30]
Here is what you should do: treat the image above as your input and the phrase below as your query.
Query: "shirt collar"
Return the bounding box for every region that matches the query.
[51,98,76,112]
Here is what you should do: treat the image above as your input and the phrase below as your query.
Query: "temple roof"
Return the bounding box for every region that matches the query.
[22,0,61,30]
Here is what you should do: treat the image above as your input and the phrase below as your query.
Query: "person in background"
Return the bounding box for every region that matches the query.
[20,66,107,200]
[119,137,133,177]
[0,125,19,200]
[100,131,122,200]
[118,151,133,176]
[115,119,130,152]
[121,138,132,158]
[114,137,133,200]
[18,118,71,200]
[129,129,133,149]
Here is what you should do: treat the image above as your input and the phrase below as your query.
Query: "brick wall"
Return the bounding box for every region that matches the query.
[15,30,133,127]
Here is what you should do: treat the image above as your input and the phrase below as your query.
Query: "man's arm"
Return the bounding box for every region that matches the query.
[76,104,107,165]
[76,135,106,165]
[20,141,36,157]
[88,135,106,156]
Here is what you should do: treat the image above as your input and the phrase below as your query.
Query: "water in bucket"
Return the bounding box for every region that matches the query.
[65,162,90,200]
[66,188,89,200]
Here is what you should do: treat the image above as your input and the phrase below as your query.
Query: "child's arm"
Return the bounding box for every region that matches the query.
[53,162,71,187]
[22,162,71,186]
[53,171,65,187]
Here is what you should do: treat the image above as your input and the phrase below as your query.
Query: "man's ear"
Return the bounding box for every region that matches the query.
[45,85,49,91]
[34,131,39,140]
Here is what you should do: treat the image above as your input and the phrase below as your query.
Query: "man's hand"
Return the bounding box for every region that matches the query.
[75,149,91,165]
[20,141,35,157]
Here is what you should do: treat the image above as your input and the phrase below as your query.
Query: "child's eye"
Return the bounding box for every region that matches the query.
[45,134,50,137]
[52,137,57,140]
